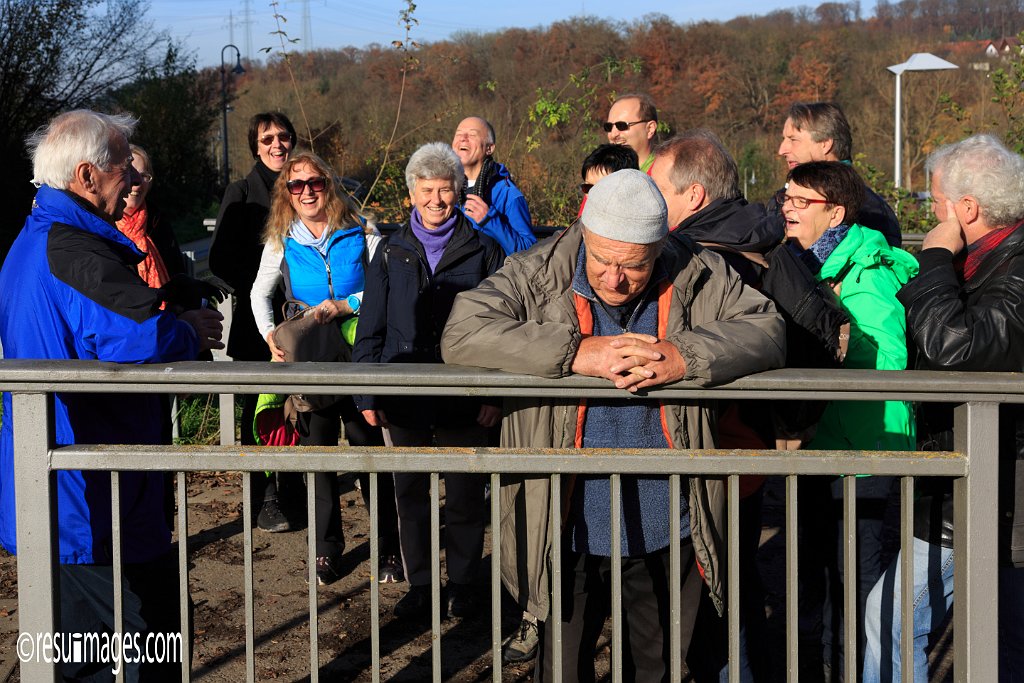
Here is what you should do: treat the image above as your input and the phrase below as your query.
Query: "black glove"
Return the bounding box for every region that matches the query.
[158,274,229,311]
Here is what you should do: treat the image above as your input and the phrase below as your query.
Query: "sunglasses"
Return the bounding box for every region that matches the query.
[775,189,831,210]
[259,132,294,146]
[602,120,651,133]
[286,177,328,195]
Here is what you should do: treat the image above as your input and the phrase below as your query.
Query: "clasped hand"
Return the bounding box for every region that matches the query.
[570,333,687,392]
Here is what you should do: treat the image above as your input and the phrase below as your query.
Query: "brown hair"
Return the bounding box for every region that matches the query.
[787,161,865,222]
[263,152,370,248]
[787,102,852,162]
[654,130,740,202]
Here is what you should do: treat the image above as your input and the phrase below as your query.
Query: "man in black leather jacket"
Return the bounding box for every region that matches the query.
[863,133,1024,682]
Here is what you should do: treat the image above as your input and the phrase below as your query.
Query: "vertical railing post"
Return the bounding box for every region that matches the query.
[13,391,59,682]
[953,401,999,682]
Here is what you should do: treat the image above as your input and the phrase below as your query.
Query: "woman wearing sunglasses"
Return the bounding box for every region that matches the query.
[210,112,300,532]
[251,151,402,586]
[781,160,919,675]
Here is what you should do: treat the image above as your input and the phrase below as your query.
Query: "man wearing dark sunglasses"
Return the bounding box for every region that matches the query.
[605,93,659,173]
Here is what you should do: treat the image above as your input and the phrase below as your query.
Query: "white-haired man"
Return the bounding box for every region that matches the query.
[443,169,785,680]
[0,109,223,680]
[864,133,1024,682]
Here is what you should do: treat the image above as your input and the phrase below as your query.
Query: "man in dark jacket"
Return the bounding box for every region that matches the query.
[771,101,901,247]
[0,109,224,680]
[452,116,536,256]
[864,133,1024,682]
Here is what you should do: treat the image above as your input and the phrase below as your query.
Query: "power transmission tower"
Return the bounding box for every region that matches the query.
[242,0,254,60]
[302,0,312,52]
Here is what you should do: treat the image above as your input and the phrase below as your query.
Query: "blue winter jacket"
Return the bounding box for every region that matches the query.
[0,186,201,564]
[465,162,536,256]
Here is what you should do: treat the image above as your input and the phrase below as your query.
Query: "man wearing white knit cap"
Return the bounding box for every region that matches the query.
[444,169,785,680]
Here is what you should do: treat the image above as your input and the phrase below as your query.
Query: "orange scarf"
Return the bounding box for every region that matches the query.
[118,204,170,290]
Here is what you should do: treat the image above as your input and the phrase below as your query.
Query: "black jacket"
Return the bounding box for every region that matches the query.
[210,162,278,360]
[898,226,1024,564]
[353,212,505,428]
[674,197,782,283]
[767,184,902,248]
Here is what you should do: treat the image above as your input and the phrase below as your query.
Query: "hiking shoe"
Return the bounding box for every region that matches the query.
[256,497,292,533]
[502,617,539,663]
[394,584,431,619]
[379,555,405,584]
[446,582,478,619]
[315,555,345,586]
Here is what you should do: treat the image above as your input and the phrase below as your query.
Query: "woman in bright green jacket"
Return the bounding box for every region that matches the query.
[778,160,918,676]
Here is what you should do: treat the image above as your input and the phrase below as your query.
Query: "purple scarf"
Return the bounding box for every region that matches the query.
[410,208,457,273]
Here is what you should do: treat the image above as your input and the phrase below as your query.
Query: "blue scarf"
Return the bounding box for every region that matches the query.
[288,218,334,255]
[790,223,851,275]
[409,208,457,273]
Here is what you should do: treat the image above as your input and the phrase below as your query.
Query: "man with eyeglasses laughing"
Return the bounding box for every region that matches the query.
[605,93,660,173]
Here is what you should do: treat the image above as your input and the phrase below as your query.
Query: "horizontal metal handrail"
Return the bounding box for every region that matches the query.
[0,360,1021,403]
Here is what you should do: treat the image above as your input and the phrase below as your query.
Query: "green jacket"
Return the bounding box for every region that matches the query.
[442,223,786,618]
[808,224,919,452]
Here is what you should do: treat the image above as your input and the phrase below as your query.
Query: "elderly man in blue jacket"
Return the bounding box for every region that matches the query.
[0,109,223,680]
[452,116,536,256]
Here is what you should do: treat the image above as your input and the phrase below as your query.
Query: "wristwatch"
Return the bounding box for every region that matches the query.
[346,294,361,313]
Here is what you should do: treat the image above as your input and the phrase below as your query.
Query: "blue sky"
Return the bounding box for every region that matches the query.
[149,0,880,67]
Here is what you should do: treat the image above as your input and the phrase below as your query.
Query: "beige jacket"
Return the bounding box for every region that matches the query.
[441,224,785,619]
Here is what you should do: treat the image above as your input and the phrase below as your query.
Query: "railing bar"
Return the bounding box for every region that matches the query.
[431,472,441,683]
[610,473,622,683]
[177,471,191,683]
[786,474,799,683]
[308,472,319,682]
[728,474,740,683]
[111,470,125,683]
[843,475,857,683]
[953,401,1000,682]
[900,475,914,683]
[550,473,563,683]
[669,474,681,682]
[369,472,381,683]
[11,392,58,682]
[490,472,502,683]
[242,472,256,683]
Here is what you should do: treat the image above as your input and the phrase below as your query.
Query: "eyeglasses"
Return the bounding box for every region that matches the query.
[579,183,594,195]
[775,190,831,210]
[259,132,294,146]
[603,120,651,133]
[286,176,327,195]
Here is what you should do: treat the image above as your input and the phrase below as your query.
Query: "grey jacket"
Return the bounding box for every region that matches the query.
[441,223,785,618]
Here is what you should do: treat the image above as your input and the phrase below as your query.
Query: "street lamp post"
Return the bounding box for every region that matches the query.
[220,44,245,187]
[887,53,958,189]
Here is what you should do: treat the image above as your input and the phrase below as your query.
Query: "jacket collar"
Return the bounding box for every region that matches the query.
[33,186,144,257]
[397,210,479,272]
[965,221,1024,293]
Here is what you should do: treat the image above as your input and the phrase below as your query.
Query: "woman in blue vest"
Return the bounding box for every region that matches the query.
[251,151,401,586]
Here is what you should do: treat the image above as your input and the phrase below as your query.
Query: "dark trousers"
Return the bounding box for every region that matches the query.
[799,475,896,681]
[534,541,703,683]
[296,399,398,559]
[386,423,488,586]
[59,551,190,682]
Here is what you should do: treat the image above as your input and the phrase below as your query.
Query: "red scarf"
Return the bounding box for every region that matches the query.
[117,204,170,302]
[963,222,1021,281]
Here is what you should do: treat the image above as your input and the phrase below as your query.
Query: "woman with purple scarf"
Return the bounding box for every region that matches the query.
[353,142,505,620]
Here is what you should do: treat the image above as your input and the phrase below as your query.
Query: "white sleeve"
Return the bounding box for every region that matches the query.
[250,242,284,339]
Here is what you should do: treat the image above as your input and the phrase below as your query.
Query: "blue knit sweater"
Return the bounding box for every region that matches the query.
[569,245,691,557]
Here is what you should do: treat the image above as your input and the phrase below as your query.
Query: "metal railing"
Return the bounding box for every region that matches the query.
[4,361,1006,682]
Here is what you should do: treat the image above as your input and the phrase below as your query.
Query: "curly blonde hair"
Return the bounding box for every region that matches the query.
[263,152,371,248]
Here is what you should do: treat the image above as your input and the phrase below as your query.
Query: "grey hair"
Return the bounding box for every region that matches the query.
[27,110,138,189]
[654,129,741,202]
[405,142,466,195]
[927,134,1024,227]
